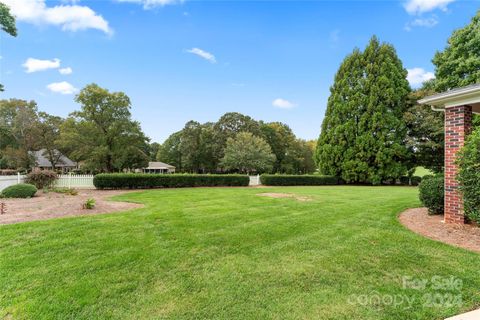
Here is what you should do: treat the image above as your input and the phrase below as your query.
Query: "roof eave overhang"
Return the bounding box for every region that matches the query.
[418,86,480,114]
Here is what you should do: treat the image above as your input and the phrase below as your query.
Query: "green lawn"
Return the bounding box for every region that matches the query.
[415,166,434,177]
[1,186,479,319]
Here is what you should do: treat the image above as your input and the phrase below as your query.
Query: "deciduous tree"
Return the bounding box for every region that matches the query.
[221,132,275,174]
[59,84,149,172]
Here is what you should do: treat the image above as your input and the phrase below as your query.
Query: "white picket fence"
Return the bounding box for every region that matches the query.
[0,175,25,192]
[249,175,261,186]
[0,174,95,192]
[55,174,95,189]
[1,174,260,192]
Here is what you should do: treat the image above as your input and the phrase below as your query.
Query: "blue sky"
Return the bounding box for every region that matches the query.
[1,0,479,143]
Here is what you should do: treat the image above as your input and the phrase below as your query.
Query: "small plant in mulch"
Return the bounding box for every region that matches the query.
[82,198,96,210]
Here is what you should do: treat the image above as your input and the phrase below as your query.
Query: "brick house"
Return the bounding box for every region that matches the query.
[419,84,480,224]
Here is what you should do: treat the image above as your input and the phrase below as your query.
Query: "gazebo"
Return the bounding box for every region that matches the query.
[419,84,480,224]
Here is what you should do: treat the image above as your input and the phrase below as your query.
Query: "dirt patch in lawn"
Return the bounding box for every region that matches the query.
[399,208,480,253]
[256,192,312,202]
[0,190,142,225]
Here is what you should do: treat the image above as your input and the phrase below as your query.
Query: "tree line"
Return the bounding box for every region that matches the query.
[0,84,157,172]
[157,113,316,174]
[0,85,315,174]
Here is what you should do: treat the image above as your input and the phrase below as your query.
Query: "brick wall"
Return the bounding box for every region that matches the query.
[444,105,473,223]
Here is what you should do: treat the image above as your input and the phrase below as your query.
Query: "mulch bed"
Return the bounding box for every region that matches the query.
[0,190,142,225]
[399,208,480,253]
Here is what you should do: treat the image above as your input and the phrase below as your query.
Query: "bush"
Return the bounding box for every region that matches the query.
[93,174,250,189]
[457,129,480,224]
[419,175,444,215]
[260,174,340,186]
[25,170,58,189]
[1,183,37,198]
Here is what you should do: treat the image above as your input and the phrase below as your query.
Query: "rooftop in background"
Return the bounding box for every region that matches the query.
[418,83,480,114]
[145,162,176,170]
[31,149,77,168]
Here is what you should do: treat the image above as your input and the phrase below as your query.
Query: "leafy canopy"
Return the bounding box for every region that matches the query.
[433,11,480,92]
[221,132,275,174]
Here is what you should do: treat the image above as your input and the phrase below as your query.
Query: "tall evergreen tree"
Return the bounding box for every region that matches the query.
[316,36,411,184]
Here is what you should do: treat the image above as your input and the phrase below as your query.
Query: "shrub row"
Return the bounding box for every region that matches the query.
[1,183,37,198]
[93,174,250,189]
[260,174,340,186]
[418,175,444,215]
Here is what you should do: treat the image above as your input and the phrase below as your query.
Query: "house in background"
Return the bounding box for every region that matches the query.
[31,149,78,173]
[141,161,176,174]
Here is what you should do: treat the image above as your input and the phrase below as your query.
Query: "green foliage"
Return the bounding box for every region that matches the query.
[433,11,480,92]
[404,88,444,173]
[83,198,96,209]
[0,3,16,37]
[1,183,37,198]
[0,2,17,92]
[25,170,58,189]
[36,112,65,169]
[457,129,480,223]
[221,132,275,174]
[419,175,444,215]
[316,36,411,184]
[157,131,183,171]
[58,84,149,173]
[260,174,339,186]
[159,113,315,174]
[0,99,40,169]
[93,173,249,189]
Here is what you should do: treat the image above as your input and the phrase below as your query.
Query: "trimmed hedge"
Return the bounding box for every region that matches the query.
[260,174,340,186]
[418,175,444,215]
[93,174,250,189]
[1,183,37,198]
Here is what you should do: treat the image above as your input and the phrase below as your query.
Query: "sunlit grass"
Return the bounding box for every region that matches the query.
[0,186,479,319]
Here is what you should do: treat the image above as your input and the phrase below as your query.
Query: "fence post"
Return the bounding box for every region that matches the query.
[17,172,20,184]
[68,172,72,189]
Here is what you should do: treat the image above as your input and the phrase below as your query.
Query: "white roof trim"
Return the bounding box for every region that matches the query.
[418,84,480,114]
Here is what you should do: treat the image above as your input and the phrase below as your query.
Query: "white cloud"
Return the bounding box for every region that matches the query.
[186,48,216,63]
[404,0,455,15]
[116,0,181,9]
[59,67,73,75]
[46,81,78,94]
[22,58,60,73]
[407,68,435,87]
[3,0,112,34]
[405,16,439,30]
[272,98,297,109]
